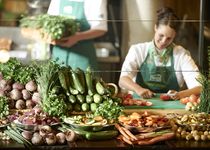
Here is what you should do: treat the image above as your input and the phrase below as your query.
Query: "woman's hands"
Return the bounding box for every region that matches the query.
[50,29,106,48]
[51,34,80,47]
[135,87,154,99]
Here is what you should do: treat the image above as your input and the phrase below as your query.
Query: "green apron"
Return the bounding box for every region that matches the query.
[52,0,98,71]
[136,43,180,93]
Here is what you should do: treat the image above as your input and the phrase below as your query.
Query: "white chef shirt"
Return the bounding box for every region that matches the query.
[120,41,201,89]
[47,0,108,31]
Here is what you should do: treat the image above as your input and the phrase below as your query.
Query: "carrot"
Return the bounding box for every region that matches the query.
[115,124,131,140]
[122,136,133,145]
[137,132,175,145]
[121,127,138,141]
[136,130,172,140]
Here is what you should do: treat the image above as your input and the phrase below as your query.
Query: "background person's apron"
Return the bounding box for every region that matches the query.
[136,46,180,93]
[51,0,98,71]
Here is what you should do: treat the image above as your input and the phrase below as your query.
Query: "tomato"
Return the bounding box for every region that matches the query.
[160,94,171,101]
[180,97,189,104]
[189,94,198,103]
[123,94,133,100]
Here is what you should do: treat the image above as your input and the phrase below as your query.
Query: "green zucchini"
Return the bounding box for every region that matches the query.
[85,67,96,96]
[68,95,77,104]
[85,130,118,141]
[68,69,79,95]
[71,70,85,94]
[86,95,93,104]
[96,80,106,95]
[58,68,70,95]
[76,94,85,104]
[75,67,87,94]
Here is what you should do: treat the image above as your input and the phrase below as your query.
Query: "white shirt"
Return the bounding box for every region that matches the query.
[47,0,107,31]
[120,41,201,89]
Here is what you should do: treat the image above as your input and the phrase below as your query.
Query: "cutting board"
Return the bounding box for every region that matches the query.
[124,93,185,109]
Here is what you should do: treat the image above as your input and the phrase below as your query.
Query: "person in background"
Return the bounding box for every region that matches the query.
[119,7,201,100]
[47,0,107,70]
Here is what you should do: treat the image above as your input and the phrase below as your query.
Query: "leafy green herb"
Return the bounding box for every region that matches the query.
[20,14,80,40]
[0,58,36,84]
[35,60,68,117]
[94,99,123,123]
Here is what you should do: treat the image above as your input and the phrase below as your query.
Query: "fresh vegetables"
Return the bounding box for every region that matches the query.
[160,94,171,101]
[20,14,79,40]
[121,93,152,106]
[0,58,36,84]
[4,126,32,148]
[94,99,123,122]
[170,113,210,141]
[85,130,118,141]
[35,60,68,117]
[115,123,174,145]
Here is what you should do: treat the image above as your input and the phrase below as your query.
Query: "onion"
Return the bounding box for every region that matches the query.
[32,92,41,104]
[25,80,37,92]
[56,132,66,144]
[65,130,77,142]
[21,130,33,140]
[39,125,52,137]
[22,89,32,100]
[0,79,7,89]
[10,89,22,100]
[45,133,57,145]
[33,105,42,114]
[26,100,36,109]
[15,99,26,110]
[12,82,24,90]
[31,133,43,145]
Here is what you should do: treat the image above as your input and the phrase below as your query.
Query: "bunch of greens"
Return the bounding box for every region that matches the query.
[20,14,80,40]
[0,96,9,119]
[35,59,68,117]
[94,99,123,123]
[0,58,36,84]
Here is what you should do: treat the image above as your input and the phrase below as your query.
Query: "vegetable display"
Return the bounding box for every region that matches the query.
[170,113,210,141]
[34,60,68,117]
[20,14,80,40]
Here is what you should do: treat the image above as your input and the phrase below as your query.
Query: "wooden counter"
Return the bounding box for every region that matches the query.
[1,139,210,150]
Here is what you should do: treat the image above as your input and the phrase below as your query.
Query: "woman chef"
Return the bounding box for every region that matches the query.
[47,0,107,70]
[119,7,202,99]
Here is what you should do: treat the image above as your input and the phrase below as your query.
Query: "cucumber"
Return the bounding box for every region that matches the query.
[58,69,70,95]
[85,67,95,96]
[68,69,79,95]
[71,70,85,94]
[68,95,77,104]
[86,95,93,104]
[85,130,118,141]
[96,80,106,95]
[81,103,90,112]
[75,67,87,94]
[93,93,103,104]
[76,94,85,104]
